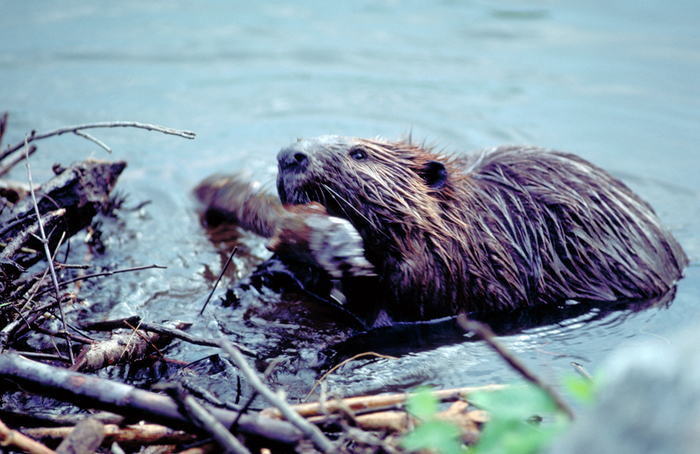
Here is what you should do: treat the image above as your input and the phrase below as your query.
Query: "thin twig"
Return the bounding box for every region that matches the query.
[200,247,237,315]
[219,339,337,453]
[123,320,165,359]
[230,358,282,433]
[78,316,257,358]
[0,112,8,148]
[32,264,167,299]
[2,121,196,161]
[138,321,257,358]
[0,144,37,177]
[305,352,398,403]
[457,314,575,420]
[73,130,112,153]
[24,136,74,365]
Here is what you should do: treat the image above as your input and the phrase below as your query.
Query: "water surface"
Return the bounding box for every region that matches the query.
[1,0,699,402]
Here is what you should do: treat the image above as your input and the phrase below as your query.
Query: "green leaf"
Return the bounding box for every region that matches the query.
[406,386,439,420]
[562,375,596,404]
[467,383,570,454]
[403,420,467,454]
[468,384,558,420]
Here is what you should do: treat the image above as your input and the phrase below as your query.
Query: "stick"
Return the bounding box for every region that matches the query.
[200,247,237,315]
[24,136,74,365]
[456,315,575,420]
[73,130,112,153]
[80,317,258,358]
[219,339,336,453]
[0,144,37,177]
[22,423,197,447]
[0,353,301,445]
[265,384,507,420]
[0,418,57,454]
[31,264,167,300]
[1,121,196,161]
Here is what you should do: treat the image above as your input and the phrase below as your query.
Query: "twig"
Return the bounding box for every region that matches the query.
[80,317,258,358]
[32,264,167,299]
[123,319,164,359]
[0,112,7,148]
[457,314,575,420]
[219,339,337,453]
[2,121,196,161]
[0,144,37,178]
[73,130,112,153]
[22,423,198,447]
[265,384,507,420]
[0,209,64,261]
[0,418,57,454]
[24,136,74,365]
[305,352,398,403]
[9,351,72,363]
[200,247,237,315]
[230,358,282,433]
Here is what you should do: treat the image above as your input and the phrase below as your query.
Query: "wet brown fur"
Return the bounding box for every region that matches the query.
[274,136,688,324]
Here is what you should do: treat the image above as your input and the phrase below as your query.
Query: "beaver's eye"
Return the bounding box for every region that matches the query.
[350,148,368,161]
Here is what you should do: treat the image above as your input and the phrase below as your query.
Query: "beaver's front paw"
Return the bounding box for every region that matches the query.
[268,205,374,279]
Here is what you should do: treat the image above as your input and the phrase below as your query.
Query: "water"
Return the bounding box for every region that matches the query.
[1,0,699,402]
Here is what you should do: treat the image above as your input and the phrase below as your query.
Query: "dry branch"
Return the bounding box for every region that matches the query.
[457,315,575,419]
[1,121,195,162]
[166,386,251,454]
[0,418,57,454]
[70,329,170,372]
[22,423,198,447]
[261,384,506,420]
[80,316,258,358]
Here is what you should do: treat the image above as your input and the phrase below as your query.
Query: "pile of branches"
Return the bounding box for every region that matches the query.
[0,344,501,454]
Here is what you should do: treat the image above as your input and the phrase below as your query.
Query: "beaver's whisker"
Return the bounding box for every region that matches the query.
[321,183,390,240]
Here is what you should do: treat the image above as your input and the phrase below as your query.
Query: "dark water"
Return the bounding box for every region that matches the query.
[1,1,699,402]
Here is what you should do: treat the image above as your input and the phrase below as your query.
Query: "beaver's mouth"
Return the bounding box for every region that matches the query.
[278,175,353,221]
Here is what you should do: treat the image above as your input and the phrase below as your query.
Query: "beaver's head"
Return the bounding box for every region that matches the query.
[276,136,457,254]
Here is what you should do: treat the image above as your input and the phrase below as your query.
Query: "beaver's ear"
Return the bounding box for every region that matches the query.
[421,161,448,190]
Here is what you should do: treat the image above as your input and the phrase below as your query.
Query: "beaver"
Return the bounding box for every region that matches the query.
[197,136,688,328]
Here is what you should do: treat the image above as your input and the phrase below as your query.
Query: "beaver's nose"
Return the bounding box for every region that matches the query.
[277,147,309,172]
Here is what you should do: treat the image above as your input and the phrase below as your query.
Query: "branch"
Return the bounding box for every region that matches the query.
[73,130,112,153]
[0,353,301,445]
[1,121,196,161]
[0,418,57,454]
[457,314,575,420]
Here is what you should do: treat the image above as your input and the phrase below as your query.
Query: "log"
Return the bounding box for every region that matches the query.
[0,159,126,270]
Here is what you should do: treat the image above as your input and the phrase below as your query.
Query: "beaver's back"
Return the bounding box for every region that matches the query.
[447,146,687,315]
